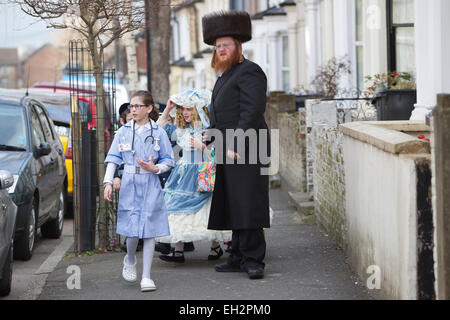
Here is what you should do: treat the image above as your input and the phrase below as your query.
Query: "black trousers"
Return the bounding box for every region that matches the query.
[227,229,266,270]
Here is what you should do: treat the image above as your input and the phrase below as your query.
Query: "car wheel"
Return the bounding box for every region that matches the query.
[14,196,37,261]
[0,244,13,296]
[41,188,65,239]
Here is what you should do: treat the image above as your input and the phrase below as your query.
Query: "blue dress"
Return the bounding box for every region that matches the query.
[164,125,210,214]
[158,125,231,243]
[105,120,175,239]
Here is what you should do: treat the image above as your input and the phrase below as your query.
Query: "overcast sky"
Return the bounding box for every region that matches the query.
[0,2,53,50]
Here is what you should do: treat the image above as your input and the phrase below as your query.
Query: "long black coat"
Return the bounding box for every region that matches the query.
[207,59,270,231]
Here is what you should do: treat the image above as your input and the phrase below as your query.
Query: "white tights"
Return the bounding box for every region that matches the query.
[126,237,155,280]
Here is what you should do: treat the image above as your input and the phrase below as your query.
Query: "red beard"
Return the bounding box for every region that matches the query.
[213,48,242,74]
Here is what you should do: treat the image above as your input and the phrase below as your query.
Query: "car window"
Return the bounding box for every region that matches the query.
[29,106,46,147]
[53,124,70,137]
[0,103,28,150]
[34,104,55,141]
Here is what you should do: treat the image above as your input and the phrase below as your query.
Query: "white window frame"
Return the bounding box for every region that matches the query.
[279,34,290,92]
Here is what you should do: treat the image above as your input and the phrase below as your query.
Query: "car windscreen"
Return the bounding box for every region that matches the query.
[0,103,28,151]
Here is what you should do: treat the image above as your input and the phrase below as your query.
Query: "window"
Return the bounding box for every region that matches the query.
[0,104,27,149]
[29,106,46,148]
[230,0,246,11]
[355,0,364,91]
[281,35,290,92]
[34,105,55,141]
[387,0,415,74]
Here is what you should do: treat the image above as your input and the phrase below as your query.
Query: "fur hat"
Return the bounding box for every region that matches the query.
[202,11,252,45]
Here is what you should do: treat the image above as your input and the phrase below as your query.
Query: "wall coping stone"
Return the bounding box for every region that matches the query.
[339,121,431,155]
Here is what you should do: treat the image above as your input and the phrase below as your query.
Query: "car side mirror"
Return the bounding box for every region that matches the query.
[36,142,51,157]
[0,170,14,190]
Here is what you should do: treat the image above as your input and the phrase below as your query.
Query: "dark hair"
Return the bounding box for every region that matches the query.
[120,108,130,123]
[131,90,159,122]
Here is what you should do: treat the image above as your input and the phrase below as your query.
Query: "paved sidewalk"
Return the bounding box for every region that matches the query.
[38,186,372,300]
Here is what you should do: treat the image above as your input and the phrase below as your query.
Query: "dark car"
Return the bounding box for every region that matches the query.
[0,94,67,261]
[0,170,17,296]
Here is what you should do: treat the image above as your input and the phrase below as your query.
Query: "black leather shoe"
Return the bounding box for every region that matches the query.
[184,242,195,252]
[159,251,185,263]
[155,242,171,255]
[247,266,264,279]
[214,262,242,273]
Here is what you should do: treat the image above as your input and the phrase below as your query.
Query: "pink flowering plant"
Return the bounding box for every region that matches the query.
[364,72,416,97]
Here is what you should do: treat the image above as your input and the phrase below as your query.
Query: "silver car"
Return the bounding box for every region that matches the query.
[0,170,17,296]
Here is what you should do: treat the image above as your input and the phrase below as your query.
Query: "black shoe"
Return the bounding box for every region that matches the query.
[247,265,264,279]
[159,251,185,263]
[184,242,195,252]
[208,246,223,260]
[214,262,243,273]
[155,242,172,255]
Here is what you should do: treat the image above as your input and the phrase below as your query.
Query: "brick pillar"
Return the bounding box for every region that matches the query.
[267,91,285,130]
[434,94,450,299]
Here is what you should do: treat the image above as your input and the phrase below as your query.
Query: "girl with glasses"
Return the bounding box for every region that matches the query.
[103,90,175,292]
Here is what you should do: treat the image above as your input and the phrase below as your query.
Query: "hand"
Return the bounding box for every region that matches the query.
[202,130,207,143]
[113,177,121,191]
[166,99,177,111]
[104,184,113,202]
[227,149,240,160]
[190,136,205,150]
[136,156,159,173]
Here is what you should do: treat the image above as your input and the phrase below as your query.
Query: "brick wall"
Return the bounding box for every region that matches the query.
[304,100,349,246]
[23,44,67,87]
[278,111,307,192]
[312,123,347,247]
[266,92,307,192]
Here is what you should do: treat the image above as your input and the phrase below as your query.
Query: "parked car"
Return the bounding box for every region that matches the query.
[0,93,67,261]
[0,170,17,296]
[0,89,73,214]
[58,76,130,122]
[31,82,114,151]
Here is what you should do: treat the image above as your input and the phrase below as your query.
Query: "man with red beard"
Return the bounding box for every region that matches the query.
[202,11,270,280]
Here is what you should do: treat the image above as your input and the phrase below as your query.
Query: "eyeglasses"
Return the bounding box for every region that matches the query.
[214,43,234,51]
[128,104,148,110]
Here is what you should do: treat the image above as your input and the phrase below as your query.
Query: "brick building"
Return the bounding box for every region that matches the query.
[21,44,67,88]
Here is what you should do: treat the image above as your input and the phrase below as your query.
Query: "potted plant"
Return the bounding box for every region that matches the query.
[364,72,416,121]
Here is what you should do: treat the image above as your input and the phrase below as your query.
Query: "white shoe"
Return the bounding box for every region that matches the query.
[122,255,137,282]
[140,278,156,292]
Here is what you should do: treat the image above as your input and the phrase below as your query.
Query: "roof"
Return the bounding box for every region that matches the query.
[170,57,194,68]
[22,43,52,63]
[172,0,203,12]
[0,48,19,66]
[279,0,296,7]
[193,47,213,59]
[252,6,287,20]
